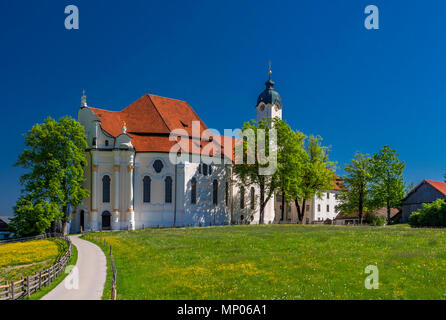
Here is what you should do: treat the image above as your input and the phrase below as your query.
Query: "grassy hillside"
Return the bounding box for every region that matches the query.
[0,239,67,282]
[89,225,446,300]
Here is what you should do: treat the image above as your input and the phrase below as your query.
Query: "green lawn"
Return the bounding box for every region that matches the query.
[91,225,446,300]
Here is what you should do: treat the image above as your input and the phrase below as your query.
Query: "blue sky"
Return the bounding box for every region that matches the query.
[0,0,445,216]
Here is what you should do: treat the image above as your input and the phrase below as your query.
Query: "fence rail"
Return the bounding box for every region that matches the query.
[0,234,72,300]
[82,232,117,300]
[0,233,65,245]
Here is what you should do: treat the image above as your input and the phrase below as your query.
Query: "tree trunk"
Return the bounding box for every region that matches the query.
[295,198,305,224]
[61,205,68,235]
[281,190,285,221]
[259,182,265,225]
[358,187,364,225]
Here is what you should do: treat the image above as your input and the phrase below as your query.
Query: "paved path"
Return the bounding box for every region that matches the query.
[42,235,106,300]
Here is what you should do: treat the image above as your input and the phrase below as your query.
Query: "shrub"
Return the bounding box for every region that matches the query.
[409,199,446,228]
[365,214,386,226]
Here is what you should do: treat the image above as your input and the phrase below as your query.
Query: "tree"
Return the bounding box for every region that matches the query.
[370,145,406,224]
[291,135,336,224]
[274,120,306,222]
[337,153,372,224]
[233,118,291,224]
[11,116,89,236]
[9,198,60,237]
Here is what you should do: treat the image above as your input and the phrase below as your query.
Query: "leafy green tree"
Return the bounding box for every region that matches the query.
[9,198,60,237]
[370,145,406,224]
[292,135,336,224]
[274,120,306,222]
[11,117,89,236]
[337,153,372,224]
[234,118,298,224]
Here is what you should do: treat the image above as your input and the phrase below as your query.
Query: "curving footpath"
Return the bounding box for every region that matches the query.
[42,235,106,300]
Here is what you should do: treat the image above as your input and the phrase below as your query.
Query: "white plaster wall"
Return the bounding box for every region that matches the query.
[312,190,341,222]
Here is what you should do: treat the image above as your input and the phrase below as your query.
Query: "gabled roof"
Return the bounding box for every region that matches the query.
[88,94,238,161]
[403,179,446,202]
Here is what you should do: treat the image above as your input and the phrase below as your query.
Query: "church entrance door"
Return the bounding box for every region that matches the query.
[102,211,111,230]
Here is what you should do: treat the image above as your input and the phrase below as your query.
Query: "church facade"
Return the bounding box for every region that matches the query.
[71,75,340,232]
[72,76,282,232]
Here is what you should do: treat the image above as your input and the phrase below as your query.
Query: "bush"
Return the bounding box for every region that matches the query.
[365,214,386,226]
[409,199,446,228]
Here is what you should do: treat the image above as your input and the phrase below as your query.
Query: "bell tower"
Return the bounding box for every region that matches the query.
[256,63,282,122]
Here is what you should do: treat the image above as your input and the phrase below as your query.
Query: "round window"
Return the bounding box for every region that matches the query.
[153,160,164,173]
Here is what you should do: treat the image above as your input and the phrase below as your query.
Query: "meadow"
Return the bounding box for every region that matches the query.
[0,239,67,282]
[90,225,446,300]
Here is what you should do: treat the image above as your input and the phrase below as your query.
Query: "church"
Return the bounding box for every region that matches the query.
[71,73,340,232]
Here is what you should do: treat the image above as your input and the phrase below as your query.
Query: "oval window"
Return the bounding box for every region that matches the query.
[153,160,164,173]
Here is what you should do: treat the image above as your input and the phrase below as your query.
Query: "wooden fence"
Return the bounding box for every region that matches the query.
[0,234,72,300]
[0,233,64,245]
[82,232,117,300]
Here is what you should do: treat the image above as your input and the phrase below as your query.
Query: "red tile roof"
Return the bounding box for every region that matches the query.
[88,94,238,161]
[424,180,446,196]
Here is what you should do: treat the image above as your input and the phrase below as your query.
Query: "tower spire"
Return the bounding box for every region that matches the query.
[268,61,272,79]
[81,89,87,108]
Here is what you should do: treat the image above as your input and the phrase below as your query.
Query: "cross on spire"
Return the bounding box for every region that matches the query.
[268,61,272,79]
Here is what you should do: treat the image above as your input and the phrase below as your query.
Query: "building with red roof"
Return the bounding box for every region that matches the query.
[72,74,280,232]
[401,179,446,222]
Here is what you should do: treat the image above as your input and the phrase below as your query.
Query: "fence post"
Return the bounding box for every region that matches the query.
[26,276,30,298]
[5,281,8,299]
[10,280,14,300]
[38,272,42,289]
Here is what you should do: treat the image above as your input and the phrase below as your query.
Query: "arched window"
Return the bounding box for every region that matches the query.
[213,180,218,205]
[191,178,197,204]
[203,164,208,176]
[165,176,172,203]
[240,186,245,209]
[250,187,255,210]
[143,176,151,203]
[102,175,111,203]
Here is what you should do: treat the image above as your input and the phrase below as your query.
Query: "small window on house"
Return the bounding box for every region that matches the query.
[203,164,208,176]
[240,187,245,209]
[102,175,111,203]
[327,192,330,199]
[208,165,212,175]
[153,160,164,173]
[143,176,151,203]
[92,138,97,146]
[327,205,330,212]
[318,204,321,212]
[191,178,197,204]
[165,176,172,203]
[198,164,202,174]
[306,205,310,212]
[105,140,109,147]
[250,187,255,210]
[213,180,218,205]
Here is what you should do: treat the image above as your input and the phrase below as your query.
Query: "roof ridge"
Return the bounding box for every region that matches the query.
[146,94,172,132]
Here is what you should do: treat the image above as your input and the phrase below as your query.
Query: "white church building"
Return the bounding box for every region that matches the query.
[71,74,340,232]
